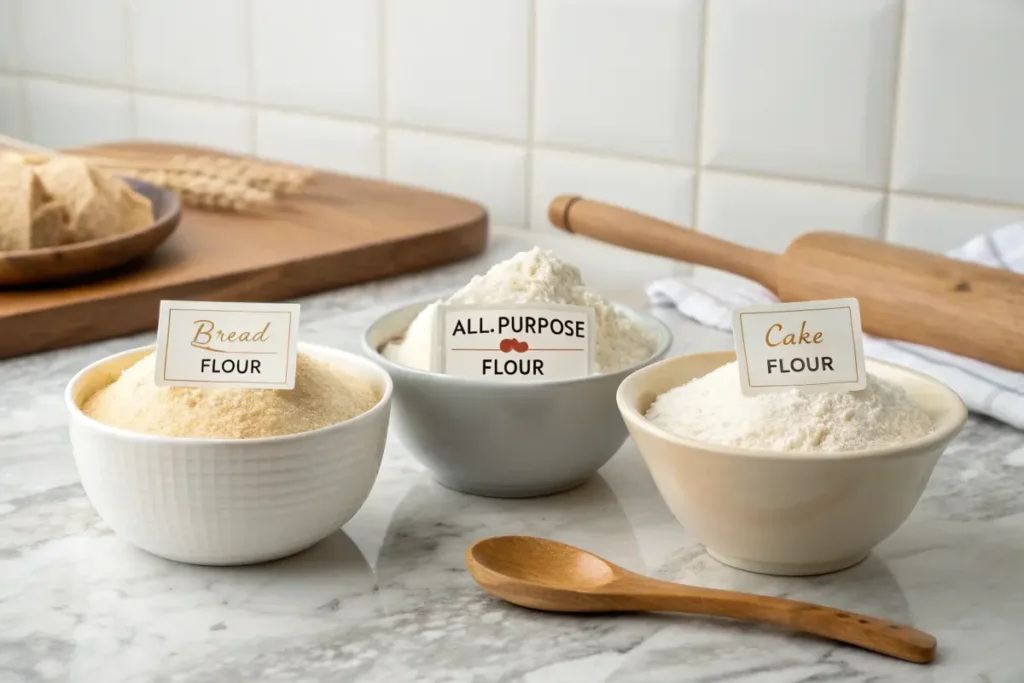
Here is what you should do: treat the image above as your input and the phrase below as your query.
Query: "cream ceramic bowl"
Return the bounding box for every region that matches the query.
[65,342,392,566]
[617,351,967,576]
[363,300,672,498]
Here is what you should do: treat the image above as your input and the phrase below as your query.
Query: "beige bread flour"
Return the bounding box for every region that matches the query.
[83,352,379,439]
[646,361,933,452]
[383,248,655,373]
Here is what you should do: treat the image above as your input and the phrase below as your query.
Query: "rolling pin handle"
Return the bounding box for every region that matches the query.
[549,195,582,233]
[546,194,779,292]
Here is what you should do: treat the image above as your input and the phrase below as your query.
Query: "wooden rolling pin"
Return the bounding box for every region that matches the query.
[548,195,1024,372]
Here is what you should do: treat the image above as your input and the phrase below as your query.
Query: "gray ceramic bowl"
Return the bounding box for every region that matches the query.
[362,300,672,498]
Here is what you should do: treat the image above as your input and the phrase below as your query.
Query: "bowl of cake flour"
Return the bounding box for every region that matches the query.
[362,248,672,498]
[65,342,393,565]
[617,351,967,576]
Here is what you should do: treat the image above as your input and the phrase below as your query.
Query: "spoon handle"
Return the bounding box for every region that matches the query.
[608,577,936,664]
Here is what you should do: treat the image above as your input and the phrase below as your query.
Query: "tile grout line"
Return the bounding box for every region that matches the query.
[690,0,712,235]
[379,0,389,178]
[245,0,258,155]
[678,162,1024,215]
[14,71,387,125]
[6,57,1024,223]
[122,0,138,138]
[12,61,1024,215]
[523,0,537,231]
[10,0,29,142]
[703,161,887,195]
[881,0,911,241]
[7,72,681,159]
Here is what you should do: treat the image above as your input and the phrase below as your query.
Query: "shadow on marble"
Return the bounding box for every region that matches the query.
[375,474,643,591]
[0,530,380,683]
[595,552,937,683]
[659,550,912,623]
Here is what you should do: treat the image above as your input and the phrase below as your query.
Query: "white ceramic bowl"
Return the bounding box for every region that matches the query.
[65,342,392,566]
[617,351,967,576]
[363,300,672,498]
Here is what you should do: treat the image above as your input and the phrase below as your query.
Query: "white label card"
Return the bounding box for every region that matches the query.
[732,298,866,396]
[432,304,595,381]
[154,300,301,390]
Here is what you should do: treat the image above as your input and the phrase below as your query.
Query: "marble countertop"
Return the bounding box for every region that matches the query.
[1,230,1022,683]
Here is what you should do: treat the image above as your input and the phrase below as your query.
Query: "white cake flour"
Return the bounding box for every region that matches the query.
[645,361,934,452]
[382,248,655,373]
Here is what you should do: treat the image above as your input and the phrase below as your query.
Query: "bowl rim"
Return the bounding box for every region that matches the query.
[361,297,674,387]
[617,350,969,461]
[0,176,181,259]
[65,341,393,445]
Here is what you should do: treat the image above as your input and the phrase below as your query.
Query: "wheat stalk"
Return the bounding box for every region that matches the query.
[84,154,314,195]
[0,134,315,211]
[124,169,276,212]
[168,155,314,193]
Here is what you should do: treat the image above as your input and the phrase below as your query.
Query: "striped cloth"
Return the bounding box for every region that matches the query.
[646,224,1024,430]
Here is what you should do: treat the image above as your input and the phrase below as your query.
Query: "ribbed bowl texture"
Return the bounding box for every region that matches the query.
[65,343,392,565]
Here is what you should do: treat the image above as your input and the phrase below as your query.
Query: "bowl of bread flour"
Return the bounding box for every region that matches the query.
[617,350,967,576]
[363,247,672,498]
[66,343,393,565]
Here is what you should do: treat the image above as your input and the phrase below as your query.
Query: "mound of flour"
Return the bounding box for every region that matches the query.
[84,352,378,439]
[382,248,655,373]
[645,361,934,452]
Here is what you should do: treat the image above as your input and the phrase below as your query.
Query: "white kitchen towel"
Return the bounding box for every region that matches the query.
[646,224,1024,430]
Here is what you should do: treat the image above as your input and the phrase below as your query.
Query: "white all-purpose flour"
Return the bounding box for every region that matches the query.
[646,361,934,452]
[382,248,655,373]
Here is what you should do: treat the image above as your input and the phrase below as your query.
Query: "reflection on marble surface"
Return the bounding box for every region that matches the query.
[1,232,1023,682]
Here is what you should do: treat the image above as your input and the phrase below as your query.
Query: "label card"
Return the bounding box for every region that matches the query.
[432,303,595,381]
[154,301,301,390]
[732,298,866,396]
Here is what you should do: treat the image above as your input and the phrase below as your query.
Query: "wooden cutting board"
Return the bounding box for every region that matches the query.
[0,142,488,359]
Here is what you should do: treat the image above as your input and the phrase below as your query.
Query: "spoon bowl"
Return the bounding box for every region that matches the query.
[466,535,937,664]
[468,535,618,592]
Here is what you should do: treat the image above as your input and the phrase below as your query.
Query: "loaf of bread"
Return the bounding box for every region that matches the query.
[0,161,69,251]
[0,155,153,253]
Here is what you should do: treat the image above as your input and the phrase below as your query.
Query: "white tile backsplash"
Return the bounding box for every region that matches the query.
[703,0,901,187]
[136,95,252,154]
[5,0,1024,253]
[257,111,381,177]
[888,194,1024,253]
[386,0,528,140]
[0,0,18,70]
[23,79,132,149]
[698,171,885,253]
[531,149,694,231]
[19,0,127,84]
[893,0,1024,206]
[130,0,249,100]
[534,0,702,163]
[252,0,378,118]
[0,75,22,138]
[0,0,19,71]
[387,129,526,227]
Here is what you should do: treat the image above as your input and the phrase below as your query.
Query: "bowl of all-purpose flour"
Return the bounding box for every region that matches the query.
[66,342,393,565]
[362,247,672,498]
[617,351,967,576]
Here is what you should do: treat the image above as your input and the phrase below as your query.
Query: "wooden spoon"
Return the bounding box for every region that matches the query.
[465,536,936,664]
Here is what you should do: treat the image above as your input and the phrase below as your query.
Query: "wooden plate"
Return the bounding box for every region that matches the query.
[0,178,181,286]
